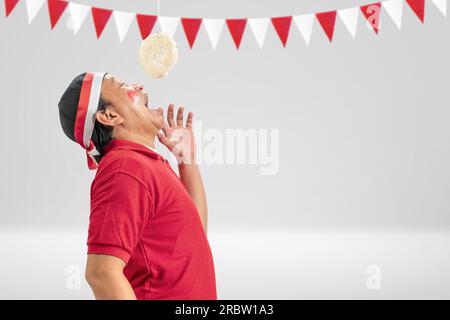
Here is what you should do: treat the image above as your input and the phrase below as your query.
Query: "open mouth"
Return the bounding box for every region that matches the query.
[144,94,149,108]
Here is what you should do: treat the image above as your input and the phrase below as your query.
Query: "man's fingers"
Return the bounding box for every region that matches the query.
[176,106,184,127]
[157,130,168,144]
[162,116,169,135]
[157,132,173,150]
[162,126,169,137]
[156,131,166,143]
[161,108,169,132]
[186,112,193,129]
[167,104,175,127]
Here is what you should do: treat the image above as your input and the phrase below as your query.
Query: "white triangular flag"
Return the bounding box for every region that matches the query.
[68,2,90,35]
[248,18,269,49]
[432,0,447,17]
[158,16,179,38]
[203,19,224,50]
[338,7,359,39]
[66,17,74,30]
[294,14,314,46]
[382,0,403,29]
[113,11,134,42]
[25,0,45,24]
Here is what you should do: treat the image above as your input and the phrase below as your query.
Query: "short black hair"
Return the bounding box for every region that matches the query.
[91,95,114,163]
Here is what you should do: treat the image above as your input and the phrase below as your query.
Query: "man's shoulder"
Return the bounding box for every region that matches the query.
[94,148,158,182]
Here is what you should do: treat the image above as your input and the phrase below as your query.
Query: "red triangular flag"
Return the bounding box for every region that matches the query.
[316,11,337,42]
[226,19,247,49]
[181,18,202,49]
[271,16,292,47]
[47,0,68,29]
[91,7,112,39]
[5,0,19,17]
[360,3,381,34]
[136,14,157,39]
[406,0,425,23]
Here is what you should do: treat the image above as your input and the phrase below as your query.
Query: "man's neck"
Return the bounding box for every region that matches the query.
[114,132,156,149]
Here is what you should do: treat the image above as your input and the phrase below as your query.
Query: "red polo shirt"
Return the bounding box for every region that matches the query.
[87,139,217,300]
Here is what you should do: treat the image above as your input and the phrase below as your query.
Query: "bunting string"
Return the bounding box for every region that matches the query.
[3,0,448,49]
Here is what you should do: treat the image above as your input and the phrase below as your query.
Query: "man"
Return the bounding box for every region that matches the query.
[58,72,217,300]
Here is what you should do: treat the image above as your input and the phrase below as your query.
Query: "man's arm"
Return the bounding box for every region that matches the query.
[178,163,208,235]
[85,254,137,300]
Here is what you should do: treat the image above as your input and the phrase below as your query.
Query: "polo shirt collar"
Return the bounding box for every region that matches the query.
[102,139,162,160]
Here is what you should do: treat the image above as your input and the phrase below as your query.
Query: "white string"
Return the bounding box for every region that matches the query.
[157,0,161,32]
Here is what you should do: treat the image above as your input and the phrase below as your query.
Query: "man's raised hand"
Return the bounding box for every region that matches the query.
[157,104,196,165]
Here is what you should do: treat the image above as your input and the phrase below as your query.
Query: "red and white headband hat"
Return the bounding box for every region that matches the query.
[58,72,107,170]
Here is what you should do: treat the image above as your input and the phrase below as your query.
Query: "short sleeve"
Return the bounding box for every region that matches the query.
[87,171,152,264]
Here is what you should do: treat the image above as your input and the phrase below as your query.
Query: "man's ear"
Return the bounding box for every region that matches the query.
[95,107,124,127]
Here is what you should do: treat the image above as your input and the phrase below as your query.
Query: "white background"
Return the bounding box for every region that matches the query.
[0,0,449,299]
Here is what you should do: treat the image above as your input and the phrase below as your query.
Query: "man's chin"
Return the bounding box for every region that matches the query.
[149,117,164,132]
[148,106,163,116]
[146,108,164,130]
[156,119,165,131]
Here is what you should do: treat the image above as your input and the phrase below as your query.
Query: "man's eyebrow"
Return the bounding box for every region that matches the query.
[110,76,124,86]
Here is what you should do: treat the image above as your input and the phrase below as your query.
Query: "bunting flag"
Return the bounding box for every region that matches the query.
[3,0,447,48]
[68,2,90,34]
[5,0,19,17]
[48,0,68,29]
[136,14,157,39]
[113,10,134,42]
[159,16,179,38]
[226,18,247,49]
[271,16,292,47]
[406,0,425,22]
[316,11,337,42]
[432,0,447,16]
[181,18,202,48]
[203,18,224,50]
[248,18,269,49]
[294,14,314,46]
[383,0,404,29]
[360,2,382,34]
[25,0,45,24]
[91,7,112,39]
[338,7,359,39]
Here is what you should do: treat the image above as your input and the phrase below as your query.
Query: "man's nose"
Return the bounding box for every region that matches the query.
[132,83,144,91]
